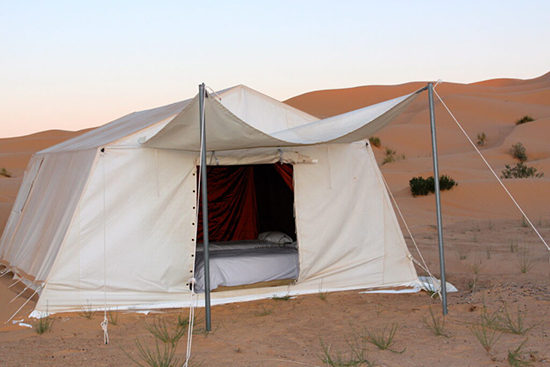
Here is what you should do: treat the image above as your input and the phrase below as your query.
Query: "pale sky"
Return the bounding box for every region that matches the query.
[1,1,549,138]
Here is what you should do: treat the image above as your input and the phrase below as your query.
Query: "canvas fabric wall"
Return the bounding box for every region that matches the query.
[34,142,418,313]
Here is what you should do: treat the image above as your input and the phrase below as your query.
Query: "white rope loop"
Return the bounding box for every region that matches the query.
[101,316,109,344]
[432,86,550,253]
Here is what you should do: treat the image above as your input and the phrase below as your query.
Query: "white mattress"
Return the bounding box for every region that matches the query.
[195,239,297,252]
[194,246,299,293]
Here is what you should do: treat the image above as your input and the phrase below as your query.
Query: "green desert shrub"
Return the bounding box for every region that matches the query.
[33,315,54,334]
[471,321,502,354]
[409,177,431,196]
[515,116,534,125]
[409,175,457,197]
[0,168,11,178]
[359,323,405,353]
[510,142,527,162]
[368,136,381,148]
[507,339,534,367]
[319,338,375,367]
[477,132,487,146]
[439,175,457,190]
[501,162,544,179]
[382,147,405,165]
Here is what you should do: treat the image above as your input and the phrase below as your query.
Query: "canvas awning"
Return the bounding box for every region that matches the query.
[143,86,424,151]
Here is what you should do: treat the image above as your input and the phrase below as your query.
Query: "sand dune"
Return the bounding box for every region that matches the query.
[472,71,550,89]
[287,72,550,227]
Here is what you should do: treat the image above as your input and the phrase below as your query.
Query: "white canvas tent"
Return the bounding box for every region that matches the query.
[0,85,424,314]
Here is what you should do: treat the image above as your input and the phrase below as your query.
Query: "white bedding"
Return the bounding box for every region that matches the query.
[194,246,299,293]
[195,239,297,252]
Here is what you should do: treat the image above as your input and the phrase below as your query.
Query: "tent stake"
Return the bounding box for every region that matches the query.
[428,82,448,315]
[199,83,212,331]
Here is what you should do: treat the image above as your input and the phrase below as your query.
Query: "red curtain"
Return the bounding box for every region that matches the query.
[273,163,294,191]
[197,166,258,242]
[197,164,294,243]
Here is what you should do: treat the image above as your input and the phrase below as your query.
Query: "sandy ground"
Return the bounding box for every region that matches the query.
[0,73,549,366]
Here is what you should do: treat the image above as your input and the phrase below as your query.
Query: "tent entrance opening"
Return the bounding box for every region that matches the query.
[194,163,299,293]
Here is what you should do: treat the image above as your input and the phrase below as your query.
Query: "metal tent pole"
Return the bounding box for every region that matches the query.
[428,82,448,315]
[199,83,212,331]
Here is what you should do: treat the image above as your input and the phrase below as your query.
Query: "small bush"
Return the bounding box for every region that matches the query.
[124,315,204,367]
[360,323,405,353]
[501,162,544,179]
[509,239,519,253]
[108,307,119,326]
[481,300,537,335]
[471,321,502,354]
[507,339,534,367]
[477,133,487,146]
[510,142,527,162]
[319,338,375,367]
[515,116,534,125]
[423,306,448,337]
[409,177,431,196]
[33,315,54,334]
[368,136,381,148]
[469,255,484,292]
[383,147,405,164]
[108,310,119,326]
[480,301,500,330]
[254,306,273,317]
[517,246,534,274]
[456,248,469,260]
[78,300,96,319]
[0,168,11,178]
[382,147,405,165]
[176,313,204,331]
[144,317,186,346]
[130,338,181,367]
[521,216,528,228]
[409,175,457,197]
[497,304,536,335]
[439,175,457,191]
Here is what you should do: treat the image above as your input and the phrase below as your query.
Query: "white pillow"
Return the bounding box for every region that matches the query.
[258,231,293,246]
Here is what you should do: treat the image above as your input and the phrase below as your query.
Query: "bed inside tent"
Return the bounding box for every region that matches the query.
[194,163,299,293]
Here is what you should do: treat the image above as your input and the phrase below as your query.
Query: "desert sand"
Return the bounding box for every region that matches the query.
[1,73,549,366]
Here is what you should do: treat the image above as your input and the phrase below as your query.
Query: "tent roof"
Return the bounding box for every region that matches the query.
[144,85,422,151]
[39,84,423,154]
[40,99,191,153]
[216,85,320,133]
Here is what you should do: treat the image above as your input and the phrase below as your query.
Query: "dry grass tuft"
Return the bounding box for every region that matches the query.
[359,323,405,354]
[33,315,54,334]
[319,338,376,366]
[78,300,96,319]
[423,306,449,337]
